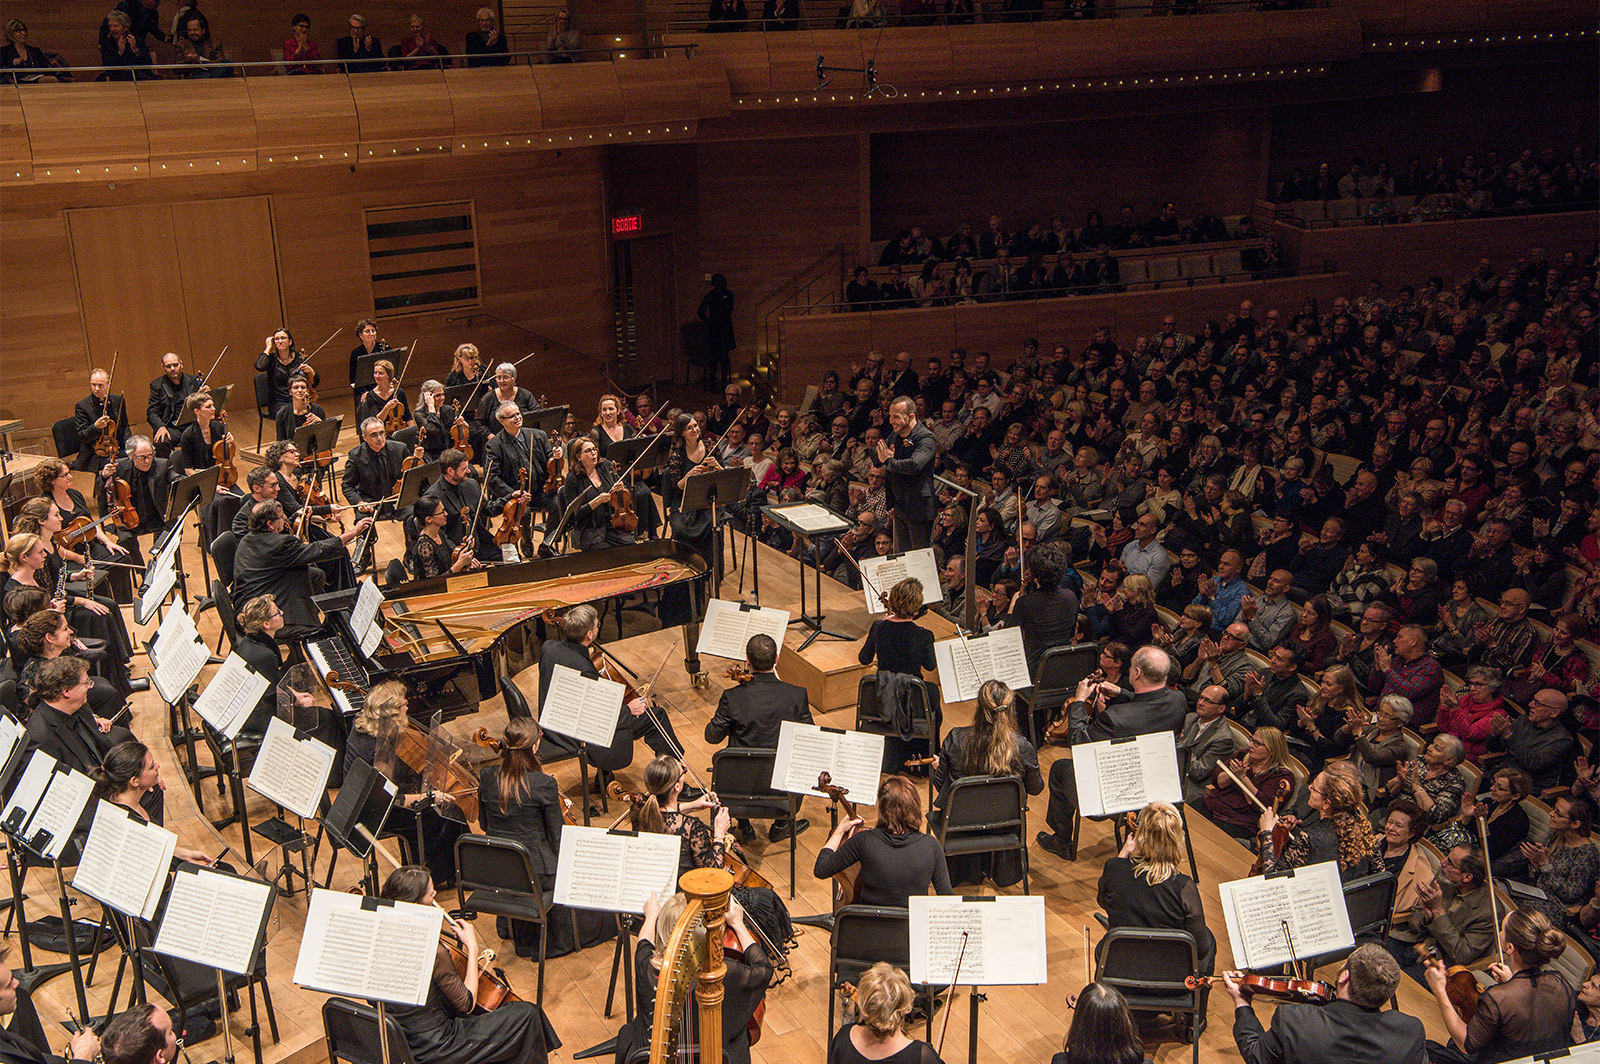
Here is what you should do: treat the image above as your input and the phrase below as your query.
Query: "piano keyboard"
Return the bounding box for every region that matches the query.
[307,635,370,716]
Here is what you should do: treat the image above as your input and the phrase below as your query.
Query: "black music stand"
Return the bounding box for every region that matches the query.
[443,382,486,416]
[396,461,440,510]
[527,406,570,435]
[295,415,345,502]
[0,472,12,540]
[761,502,853,650]
[683,466,750,591]
[174,385,231,426]
[353,350,405,393]
[321,758,398,895]
[601,432,670,474]
[166,466,222,602]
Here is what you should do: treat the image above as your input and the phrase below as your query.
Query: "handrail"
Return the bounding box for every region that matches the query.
[21,43,695,78]
[441,310,649,403]
[759,243,848,357]
[1276,196,1600,229]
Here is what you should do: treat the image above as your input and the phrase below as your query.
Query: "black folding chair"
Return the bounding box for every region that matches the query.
[501,676,598,821]
[710,747,800,898]
[1095,927,1202,1064]
[322,997,419,1064]
[1024,642,1098,747]
[827,905,934,1042]
[934,775,1030,894]
[454,835,555,1007]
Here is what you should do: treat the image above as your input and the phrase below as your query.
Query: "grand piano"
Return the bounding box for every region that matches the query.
[313,541,712,722]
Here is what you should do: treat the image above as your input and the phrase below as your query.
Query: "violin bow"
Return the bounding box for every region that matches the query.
[301,327,343,366]
[1280,919,1304,981]
[1476,813,1506,966]
[836,548,887,606]
[596,641,710,793]
[198,345,228,389]
[935,929,970,1059]
[1217,760,1273,814]
[395,338,419,387]
[467,457,495,544]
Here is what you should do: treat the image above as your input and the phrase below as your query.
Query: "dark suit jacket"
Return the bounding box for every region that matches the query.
[146,371,203,436]
[876,421,939,522]
[72,393,129,471]
[1177,713,1237,804]
[107,455,172,533]
[1232,998,1425,1064]
[0,1024,91,1064]
[484,428,551,502]
[234,630,284,737]
[1064,685,1188,747]
[341,439,408,507]
[704,672,811,749]
[23,703,116,774]
[232,531,347,632]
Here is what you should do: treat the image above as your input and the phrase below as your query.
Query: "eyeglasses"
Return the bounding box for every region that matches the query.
[1529,699,1562,711]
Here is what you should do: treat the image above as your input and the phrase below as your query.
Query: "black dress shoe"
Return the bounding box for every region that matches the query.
[768,818,809,842]
[1035,831,1075,860]
[127,677,151,694]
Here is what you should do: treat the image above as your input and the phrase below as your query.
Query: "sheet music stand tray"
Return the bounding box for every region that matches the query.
[321,758,397,895]
[527,405,570,435]
[1,786,99,1019]
[443,382,485,416]
[683,465,751,598]
[602,432,671,474]
[354,351,403,391]
[175,385,231,426]
[166,466,222,527]
[294,416,344,463]
[761,503,853,650]
[396,461,441,510]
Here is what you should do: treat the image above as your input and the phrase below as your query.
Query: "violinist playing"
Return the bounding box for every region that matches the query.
[1225,943,1426,1064]
[703,634,812,843]
[10,499,135,676]
[421,449,499,566]
[378,865,559,1064]
[356,358,411,432]
[476,718,613,958]
[558,436,637,551]
[484,403,552,551]
[475,362,538,426]
[99,435,169,569]
[408,497,485,578]
[614,889,771,1064]
[263,441,343,537]
[628,754,793,976]
[177,390,238,495]
[274,372,325,442]
[1424,907,1578,1064]
[33,458,133,604]
[1255,761,1384,882]
[72,367,129,472]
[830,963,942,1064]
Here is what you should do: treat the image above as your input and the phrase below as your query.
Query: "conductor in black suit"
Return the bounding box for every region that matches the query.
[1225,943,1426,1064]
[231,501,371,640]
[537,604,687,786]
[72,369,130,472]
[1036,645,1187,860]
[873,395,938,551]
[704,633,812,842]
[341,417,410,520]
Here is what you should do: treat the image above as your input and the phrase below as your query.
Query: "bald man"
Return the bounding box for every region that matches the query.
[1484,688,1577,794]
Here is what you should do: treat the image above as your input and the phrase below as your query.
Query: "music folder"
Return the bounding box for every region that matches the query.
[154,863,277,976]
[293,889,440,1006]
[396,461,441,509]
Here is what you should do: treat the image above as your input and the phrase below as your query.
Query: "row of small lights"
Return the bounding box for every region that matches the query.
[1368,28,1590,49]
[733,64,1327,106]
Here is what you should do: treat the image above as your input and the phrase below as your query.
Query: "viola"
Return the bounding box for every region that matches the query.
[304,475,344,533]
[495,470,529,547]
[391,443,425,496]
[379,393,408,435]
[449,404,474,461]
[1246,776,1293,877]
[608,480,637,533]
[1414,943,1481,1021]
[1185,973,1336,1005]
[817,771,863,909]
[54,513,118,552]
[724,664,752,684]
[212,410,237,489]
[1046,669,1103,744]
[113,478,139,529]
[543,446,563,497]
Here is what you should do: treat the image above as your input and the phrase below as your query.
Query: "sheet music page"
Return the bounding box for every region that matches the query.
[294,889,442,1006]
[770,503,852,533]
[1219,860,1352,970]
[248,717,336,820]
[151,610,208,706]
[539,664,623,748]
[351,579,384,656]
[154,867,273,975]
[696,599,792,660]
[860,548,943,614]
[771,721,884,801]
[137,553,178,625]
[23,767,94,861]
[2,752,56,836]
[192,654,270,740]
[553,826,682,914]
[1072,732,1184,817]
[933,628,1030,702]
[72,801,177,919]
[0,715,24,786]
[908,896,1048,985]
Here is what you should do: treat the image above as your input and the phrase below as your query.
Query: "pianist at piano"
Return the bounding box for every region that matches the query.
[231,500,372,641]
[235,593,341,751]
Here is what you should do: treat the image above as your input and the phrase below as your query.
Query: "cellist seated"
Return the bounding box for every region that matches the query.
[813,774,952,908]
[612,889,773,1064]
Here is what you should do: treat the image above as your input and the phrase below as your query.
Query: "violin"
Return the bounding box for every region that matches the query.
[1185,972,1336,1005]
[474,728,580,826]
[608,479,637,533]
[817,771,863,909]
[449,403,474,461]
[543,446,563,497]
[54,512,121,552]
[1045,669,1103,744]
[724,664,752,684]
[1414,943,1481,1021]
[114,478,139,529]
[379,394,408,434]
[93,354,121,459]
[212,409,237,489]
[1246,776,1293,877]
[304,474,344,533]
[904,756,938,769]
[392,443,425,495]
[495,470,529,548]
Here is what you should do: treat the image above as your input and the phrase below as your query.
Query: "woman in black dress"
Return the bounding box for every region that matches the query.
[12,607,124,719]
[177,391,233,478]
[413,381,456,462]
[561,437,638,551]
[591,394,659,538]
[254,327,307,417]
[348,318,389,406]
[815,775,952,908]
[357,358,411,431]
[10,502,133,672]
[379,865,558,1064]
[33,459,134,602]
[930,680,1042,886]
[828,962,942,1064]
[273,373,325,442]
[408,498,482,579]
[1257,761,1384,882]
[663,412,722,563]
[859,577,938,766]
[477,717,613,958]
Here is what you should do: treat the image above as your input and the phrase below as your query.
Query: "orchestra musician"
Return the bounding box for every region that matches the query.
[873,395,938,552]
[558,436,637,551]
[1256,761,1384,882]
[408,497,485,578]
[445,342,488,390]
[234,594,343,754]
[87,742,217,864]
[704,633,812,842]
[830,963,942,1064]
[32,458,133,603]
[348,318,388,405]
[342,418,410,520]
[484,403,552,549]
[536,605,687,784]
[356,358,411,430]
[476,362,538,425]
[231,501,371,640]
[377,865,558,1064]
[262,440,342,536]
[176,391,234,485]
[145,353,204,460]
[592,393,659,539]
[274,372,325,441]
[234,463,357,595]
[476,717,612,958]
[414,380,457,461]
[1200,724,1297,842]
[12,608,126,721]
[9,502,135,672]
[421,449,498,565]
[72,368,129,472]
[1225,943,1426,1064]
[98,1002,180,1064]
[0,944,103,1064]
[22,656,158,821]
[814,774,952,906]
[1036,645,1187,861]
[255,327,308,416]
[101,436,171,557]
[663,412,721,563]
[613,889,772,1064]
[929,680,1042,886]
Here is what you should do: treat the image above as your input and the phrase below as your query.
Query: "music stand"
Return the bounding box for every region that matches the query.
[683,465,750,588]
[354,350,405,391]
[443,382,486,417]
[600,432,671,474]
[396,461,441,510]
[935,473,981,633]
[166,466,222,526]
[175,385,231,426]
[321,758,397,895]
[760,502,854,650]
[527,406,570,435]
[293,416,343,464]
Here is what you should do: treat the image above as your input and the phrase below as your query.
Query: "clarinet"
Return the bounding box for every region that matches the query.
[52,556,69,604]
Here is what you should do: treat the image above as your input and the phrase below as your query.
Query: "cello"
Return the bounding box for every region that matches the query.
[817,772,863,909]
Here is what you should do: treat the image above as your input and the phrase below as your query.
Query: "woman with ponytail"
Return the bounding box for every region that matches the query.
[89,741,217,866]
[928,680,1042,886]
[1425,906,1577,1063]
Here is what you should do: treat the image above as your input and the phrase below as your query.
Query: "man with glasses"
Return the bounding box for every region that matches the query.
[342,417,409,522]
[1484,688,1577,794]
[233,501,371,640]
[99,435,169,565]
[23,656,158,821]
[484,403,551,557]
[1467,587,1537,676]
[1178,685,1235,804]
[1186,622,1255,703]
[1388,845,1495,982]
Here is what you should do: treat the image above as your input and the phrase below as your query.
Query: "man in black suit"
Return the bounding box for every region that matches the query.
[99,435,170,566]
[704,634,811,842]
[231,502,370,640]
[1226,943,1426,1064]
[72,368,130,472]
[422,448,498,563]
[1036,645,1187,860]
[145,352,204,460]
[537,605,687,784]
[874,396,938,552]
[483,403,552,554]
[23,656,159,822]
[341,418,409,521]
[0,944,103,1063]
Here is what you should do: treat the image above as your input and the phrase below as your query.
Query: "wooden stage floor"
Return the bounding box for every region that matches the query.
[13,454,1454,1064]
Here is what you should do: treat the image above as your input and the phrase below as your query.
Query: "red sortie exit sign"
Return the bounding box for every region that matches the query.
[612,214,642,235]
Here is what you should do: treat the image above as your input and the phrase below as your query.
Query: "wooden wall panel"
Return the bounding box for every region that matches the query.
[531,63,625,128]
[18,82,149,180]
[1031,21,1122,79]
[0,86,33,184]
[948,24,1038,84]
[858,28,955,92]
[138,79,258,175]
[615,58,718,124]
[172,197,285,392]
[65,205,191,382]
[350,70,458,156]
[247,76,360,167]
[686,36,772,97]
[766,31,861,96]
[447,67,544,150]
[0,211,85,422]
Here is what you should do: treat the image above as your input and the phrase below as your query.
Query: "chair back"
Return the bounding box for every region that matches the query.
[1032,642,1099,704]
[829,905,912,985]
[499,676,533,720]
[456,834,542,901]
[210,530,239,589]
[323,998,420,1064]
[938,775,1025,846]
[253,372,272,412]
[854,674,938,747]
[1341,870,1398,940]
[1095,927,1199,1004]
[710,747,793,820]
[1522,797,1553,847]
[211,578,241,652]
[0,679,24,719]
[51,418,80,460]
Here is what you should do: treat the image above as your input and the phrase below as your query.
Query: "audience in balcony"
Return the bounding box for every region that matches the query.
[173,12,231,76]
[97,9,155,78]
[391,14,448,70]
[3,19,67,81]
[282,13,320,73]
[464,7,510,66]
[336,12,383,72]
[544,9,581,61]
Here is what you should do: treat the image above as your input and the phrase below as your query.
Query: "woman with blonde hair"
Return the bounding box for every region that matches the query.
[3,516,132,680]
[356,357,411,430]
[929,680,1042,886]
[1201,725,1295,842]
[1288,662,1362,771]
[1102,572,1157,645]
[828,962,941,1064]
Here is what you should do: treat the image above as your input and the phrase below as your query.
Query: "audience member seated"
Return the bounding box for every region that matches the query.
[336,13,383,72]
[98,10,154,79]
[282,12,319,72]
[464,6,509,66]
[3,19,66,82]
[391,14,448,70]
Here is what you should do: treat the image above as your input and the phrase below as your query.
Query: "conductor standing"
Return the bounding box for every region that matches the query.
[874,395,938,551]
